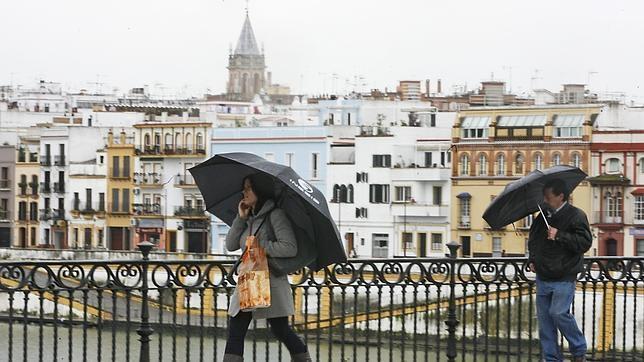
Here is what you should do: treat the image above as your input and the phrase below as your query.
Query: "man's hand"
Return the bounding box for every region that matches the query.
[547,226,558,240]
[529,262,536,271]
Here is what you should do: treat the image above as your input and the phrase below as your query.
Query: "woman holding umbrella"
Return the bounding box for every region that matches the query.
[223,173,311,362]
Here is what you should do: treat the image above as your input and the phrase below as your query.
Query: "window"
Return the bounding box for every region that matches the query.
[402,232,413,251]
[73,228,79,246]
[606,192,622,217]
[369,184,390,203]
[515,154,524,174]
[122,189,130,212]
[112,189,119,212]
[30,228,36,246]
[606,158,620,174]
[431,233,443,251]
[347,185,354,203]
[460,116,490,139]
[493,237,502,252]
[196,133,203,149]
[554,114,583,138]
[433,186,442,205]
[425,152,433,167]
[285,153,294,168]
[311,153,319,179]
[355,207,368,218]
[84,228,92,247]
[571,153,582,168]
[372,154,392,168]
[460,154,470,176]
[460,198,471,227]
[1,167,8,186]
[533,153,543,171]
[639,158,644,174]
[478,153,488,175]
[99,193,105,211]
[552,153,561,167]
[123,156,130,178]
[635,196,644,221]
[372,234,389,258]
[112,156,120,178]
[496,153,506,176]
[430,113,436,127]
[637,239,644,256]
[395,186,412,202]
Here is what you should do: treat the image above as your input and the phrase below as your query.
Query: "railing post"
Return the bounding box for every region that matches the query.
[137,241,154,362]
[445,241,461,362]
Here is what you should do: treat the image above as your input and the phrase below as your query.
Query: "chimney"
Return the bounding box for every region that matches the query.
[107,129,114,145]
[161,112,168,122]
[437,79,442,94]
[425,79,430,96]
[182,111,189,121]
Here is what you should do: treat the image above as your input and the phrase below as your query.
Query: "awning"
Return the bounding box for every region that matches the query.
[497,115,546,127]
[461,116,490,129]
[631,188,644,196]
[457,192,472,199]
[554,114,584,127]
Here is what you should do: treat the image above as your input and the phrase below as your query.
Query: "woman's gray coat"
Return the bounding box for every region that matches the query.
[225,199,297,319]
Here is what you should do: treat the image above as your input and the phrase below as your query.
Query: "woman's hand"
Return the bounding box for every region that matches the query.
[238,200,250,220]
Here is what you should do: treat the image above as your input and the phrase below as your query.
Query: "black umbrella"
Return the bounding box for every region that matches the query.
[482,165,587,230]
[189,152,347,272]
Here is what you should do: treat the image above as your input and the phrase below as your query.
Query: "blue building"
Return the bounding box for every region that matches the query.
[209,126,328,253]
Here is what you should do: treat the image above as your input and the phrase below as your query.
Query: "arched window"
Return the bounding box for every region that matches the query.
[460,154,470,176]
[496,153,506,176]
[347,185,354,203]
[533,153,543,171]
[340,185,348,203]
[571,153,582,169]
[552,153,562,166]
[515,153,525,175]
[478,153,488,176]
[185,132,193,153]
[175,132,182,148]
[144,133,151,148]
[196,133,203,151]
[333,184,340,203]
[164,133,172,149]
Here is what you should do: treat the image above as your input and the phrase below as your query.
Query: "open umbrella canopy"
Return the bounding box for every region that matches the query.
[482,165,587,230]
[189,152,347,271]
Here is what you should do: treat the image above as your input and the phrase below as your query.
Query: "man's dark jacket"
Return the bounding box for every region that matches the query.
[528,203,592,281]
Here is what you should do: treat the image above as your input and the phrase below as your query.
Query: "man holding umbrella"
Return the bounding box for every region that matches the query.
[528,178,592,362]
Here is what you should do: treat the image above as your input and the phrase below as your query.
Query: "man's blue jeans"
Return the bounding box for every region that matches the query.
[536,277,587,361]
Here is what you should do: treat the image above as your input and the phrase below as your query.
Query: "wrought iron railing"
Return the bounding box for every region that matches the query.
[0,243,642,361]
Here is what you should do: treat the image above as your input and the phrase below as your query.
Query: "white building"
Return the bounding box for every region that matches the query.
[327,109,455,258]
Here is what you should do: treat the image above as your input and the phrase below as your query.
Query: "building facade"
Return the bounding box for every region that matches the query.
[451,105,601,257]
[14,135,40,247]
[0,145,16,247]
[105,130,135,250]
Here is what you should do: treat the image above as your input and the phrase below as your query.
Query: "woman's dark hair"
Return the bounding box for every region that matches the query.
[543,178,569,201]
[243,173,275,214]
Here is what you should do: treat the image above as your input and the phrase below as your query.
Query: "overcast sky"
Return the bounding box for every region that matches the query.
[2,0,643,102]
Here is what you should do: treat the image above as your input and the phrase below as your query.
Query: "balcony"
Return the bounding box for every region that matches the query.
[29,182,39,196]
[53,182,65,193]
[593,211,623,226]
[174,206,206,218]
[133,203,161,216]
[137,145,207,157]
[458,217,471,229]
[40,182,51,194]
[39,208,52,221]
[107,203,130,215]
[0,209,9,221]
[390,167,451,182]
[391,202,449,217]
[175,174,196,187]
[54,155,66,166]
[52,209,65,221]
[134,172,162,186]
[0,179,10,190]
[72,201,106,216]
[18,183,28,196]
[40,155,51,166]
[110,170,131,180]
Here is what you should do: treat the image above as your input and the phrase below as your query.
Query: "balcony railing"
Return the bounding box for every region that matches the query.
[174,206,206,217]
[0,250,641,361]
[135,172,162,186]
[0,209,8,220]
[29,182,39,195]
[53,182,65,193]
[40,155,51,166]
[458,217,471,229]
[593,211,623,225]
[137,145,206,156]
[52,208,65,220]
[72,201,106,214]
[0,179,10,189]
[175,174,195,186]
[39,208,52,220]
[18,183,28,196]
[107,203,130,215]
[133,203,161,216]
[40,182,51,194]
[54,155,66,166]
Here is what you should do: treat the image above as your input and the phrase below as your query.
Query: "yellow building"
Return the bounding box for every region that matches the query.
[451,105,601,257]
[14,137,40,247]
[105,130,135,250]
